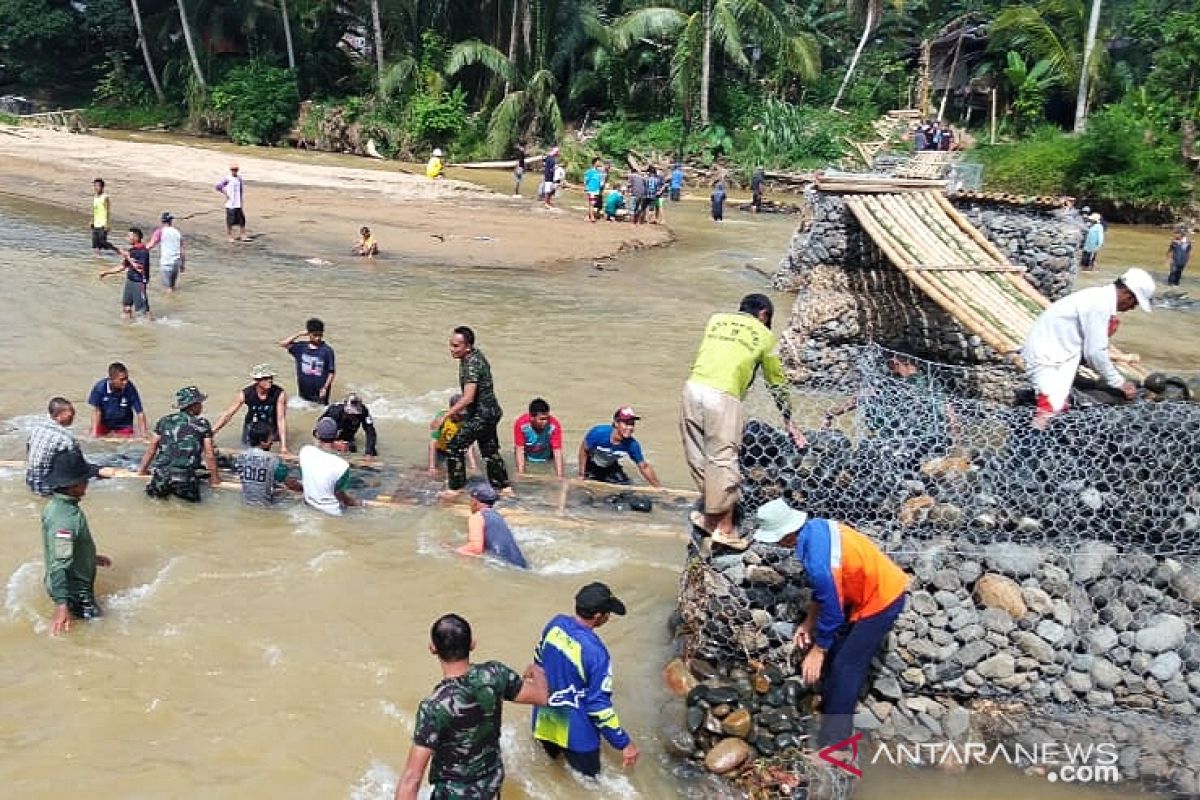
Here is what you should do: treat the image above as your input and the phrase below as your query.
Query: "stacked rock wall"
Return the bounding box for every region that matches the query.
[771,193,1086,401]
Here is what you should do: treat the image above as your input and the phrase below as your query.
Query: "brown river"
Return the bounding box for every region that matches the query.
[1,146,1190,798]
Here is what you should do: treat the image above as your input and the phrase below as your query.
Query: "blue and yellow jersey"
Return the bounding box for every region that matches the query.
[532,614,631,753]
[797,519,910,649]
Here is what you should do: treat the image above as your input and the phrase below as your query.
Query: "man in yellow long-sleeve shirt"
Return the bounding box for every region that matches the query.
[680,294,804,545]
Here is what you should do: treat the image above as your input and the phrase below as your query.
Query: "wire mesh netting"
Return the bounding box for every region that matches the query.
[674,343,1200,798]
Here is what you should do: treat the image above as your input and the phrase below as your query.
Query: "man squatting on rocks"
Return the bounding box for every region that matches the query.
[1021,267,1155,424]
[41,449,113,636]
[532,582,639,776]
[753,499,909,749]
[395,614,547,800]
[430,326,511,495]
[681,294,803,545]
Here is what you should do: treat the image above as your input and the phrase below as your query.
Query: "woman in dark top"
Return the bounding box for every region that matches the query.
[211,363,291,455]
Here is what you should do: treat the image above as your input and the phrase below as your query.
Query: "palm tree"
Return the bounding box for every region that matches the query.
[447,39,562,154]
[279,0,296,71]
[829,0,904,111]
[371,0,385,88]
[1073,0,1101,132]
[614,0,819,125]
[129,0,165,103]
[175,0,207,92]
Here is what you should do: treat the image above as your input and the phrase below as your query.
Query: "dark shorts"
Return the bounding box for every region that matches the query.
[669,188,681,201]
[226,208,246,228]
[121,279,150,312]
[91,226,113,251]
[540,741,601,777]
[1081,251,1097,269]
[752,191,763,211]
[584,459,631,485]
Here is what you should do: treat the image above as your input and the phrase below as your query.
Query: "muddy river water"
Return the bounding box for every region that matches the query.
[1,150,1190,799]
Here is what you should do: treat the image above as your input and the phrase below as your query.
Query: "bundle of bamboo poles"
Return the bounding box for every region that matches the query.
[816,174,947,193]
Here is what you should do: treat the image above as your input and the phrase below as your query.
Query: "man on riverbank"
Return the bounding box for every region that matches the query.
[1021,268,1155,423]
[753,499,908,750]
[456,482,528,568]
[90,178,116,257]
[211,364,290,454]
[215,163,247,242]
[430,326,510,495]
[41,449,113,636]
[584,158,604,223]
[88,361,148,439]
[394,614,547,800]
[532,582,639,777]
[146,212,185,292]
[139,385,221,502]
[1167,228,1192,286]
[681,294,802,543]
[298,417,359,515]
[1081,212,1104,271]
[318,393,378,457]
[279,318,336,403]
[541,147,559,208]
[751,167,765,214]
[513,398,564,478]
[669,163,684,202]
[97,227,152,320]
[579,407,662,487]
[26,398,113,497]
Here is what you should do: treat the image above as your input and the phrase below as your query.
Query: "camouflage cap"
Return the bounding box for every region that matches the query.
[174,385,207,409]
[250,363,274,379]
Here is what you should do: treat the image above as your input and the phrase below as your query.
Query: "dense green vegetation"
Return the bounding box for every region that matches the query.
[0,0,1195,212]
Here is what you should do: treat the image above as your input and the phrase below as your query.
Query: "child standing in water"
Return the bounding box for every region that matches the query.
[710,181,727,222]
[352,227,379,257]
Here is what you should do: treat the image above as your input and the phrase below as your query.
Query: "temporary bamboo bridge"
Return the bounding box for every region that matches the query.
[829,181,1147,379]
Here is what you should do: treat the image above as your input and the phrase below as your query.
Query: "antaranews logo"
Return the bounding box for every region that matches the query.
[818,733,864,778]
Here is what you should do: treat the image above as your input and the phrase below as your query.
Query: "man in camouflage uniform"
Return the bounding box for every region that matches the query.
[430,326,510,494]
[41,448,112,635]
[138,386,221,501]
[395,614,547,800]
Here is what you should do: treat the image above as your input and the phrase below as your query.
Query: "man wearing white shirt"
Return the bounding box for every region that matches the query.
[298,417,359,516]
[146,212,185,292]
[1021,267,1155,423]
[214,163,247,242]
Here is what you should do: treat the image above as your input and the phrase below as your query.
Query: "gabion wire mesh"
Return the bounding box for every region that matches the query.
[675,343,1200,798]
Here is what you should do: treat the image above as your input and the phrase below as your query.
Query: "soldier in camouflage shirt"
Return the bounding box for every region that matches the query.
[138,386,221,502]
[430,326,511,492]
[395,614,547,800]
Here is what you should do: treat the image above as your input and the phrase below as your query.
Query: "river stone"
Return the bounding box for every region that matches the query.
[1150,652,1184,682]
[943,706,971,740]
[1021,587,1054,616]
[1078,487,1103,511]
[705,737,752,774]
[1013,631,1056,663]
[957,560,983,585]
[705,687,741,706]
[955,640,992,668]
[976,653,1015,680]
[1171,568,1200,608]
[1035,619,1067,646]
[746,565,785,587]
[931,569,962,592]
[721,708,753,738]
[663,659,698,696]
[687,705,705,733]
[689,659,719,681]
[1064,671,1092,694]
[874,674,903,700]
[1136,614,1188,653]
[910,590,938,615]
[984,544,1042,577]
[1090,659,1124,690]
[973,574,1027,618]
[1071,542,1118,583]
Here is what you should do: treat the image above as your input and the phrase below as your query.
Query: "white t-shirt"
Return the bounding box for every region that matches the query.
[158,226,183,266]
[218,176,244,209]
[299,444,349,516]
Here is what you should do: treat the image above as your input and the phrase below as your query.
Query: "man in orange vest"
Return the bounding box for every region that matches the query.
[753,499,909,748]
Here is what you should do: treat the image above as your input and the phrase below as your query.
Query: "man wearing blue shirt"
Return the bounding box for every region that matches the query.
[87,362,147,438]
[669,163,684,201]
[583,157,604,223]
[578,406,662,487]
[532,582,639,777]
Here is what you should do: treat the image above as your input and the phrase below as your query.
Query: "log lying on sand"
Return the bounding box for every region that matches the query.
[456,154,547,170]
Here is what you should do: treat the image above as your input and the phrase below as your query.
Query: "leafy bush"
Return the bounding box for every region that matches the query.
[407,87,467,145]
[592,115,685,159]
[738,101,874,170]
[971,126,1081,196]
[210,62,299,145]
[0,111,19,125]
[92,52,152,108]
[83,104,181,129]
[1071,104,1191,211]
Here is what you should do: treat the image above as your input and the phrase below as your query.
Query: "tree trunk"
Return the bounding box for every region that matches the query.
[505,0,521,94]
[1073,0,1102,133]
[830,0,875,112]
[279,0,296,71]
[176,0,207,92]
[937,26,966,121]
[700,0,712,125]
[371,0,385,91]
[130,0,165,104]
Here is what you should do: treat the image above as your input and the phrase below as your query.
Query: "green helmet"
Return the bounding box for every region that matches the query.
[174,385,207,409]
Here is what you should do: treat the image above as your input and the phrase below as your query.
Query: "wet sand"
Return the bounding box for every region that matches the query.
[0,128,670,267]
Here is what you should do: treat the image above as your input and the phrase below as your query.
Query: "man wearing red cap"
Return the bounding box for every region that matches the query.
[578,407,662,487]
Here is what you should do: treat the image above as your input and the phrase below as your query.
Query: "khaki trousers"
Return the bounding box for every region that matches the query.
[679,380,744,515]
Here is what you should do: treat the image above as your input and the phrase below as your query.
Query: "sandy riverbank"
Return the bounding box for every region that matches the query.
[0,128,670,266]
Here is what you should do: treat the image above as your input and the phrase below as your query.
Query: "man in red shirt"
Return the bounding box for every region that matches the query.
[512,398,564,478]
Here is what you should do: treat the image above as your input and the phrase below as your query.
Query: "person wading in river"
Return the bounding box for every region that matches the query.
[681,294,804,547]
[26,398,113,497]
[430,326,510,497]
[139,386,221,502]
[1021,268,1155,425]
[90,178,116,258]
[394,614,547,800]
[145,212,186,292]
[455,482,528,569]
[212,364,291,455]
[97,227,152,321]
[88,361,148,439]
[318,393,378,458]
[215,163,247,242]
[278,318,336,403]
[298,417,359,516]
[1167,228,1192,287]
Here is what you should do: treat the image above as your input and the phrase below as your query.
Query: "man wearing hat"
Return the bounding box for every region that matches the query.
[146,211,185,292]
[426,147,445,180]
[215,163,246,241]
[1021,267,1155,423]
[318,393,378,457]
[753,499,908,749]
[211,364,291,455]
[41,449,113,635]
[681,293,803,544]
[578,407,662,487]
[1081,212,1104,271]
[139,386,221,502]
[456,482,527,568]
[298,417,359,515]
[532,582,639,776]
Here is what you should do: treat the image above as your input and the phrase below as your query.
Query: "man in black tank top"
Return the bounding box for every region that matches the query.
[211,363,292,455]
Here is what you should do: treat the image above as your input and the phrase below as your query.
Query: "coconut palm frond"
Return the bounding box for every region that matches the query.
[711,0,749,68]
[778,31,821,84]
[446,39,517,83]
[610,7,689,52]
[377,56,417,98]
[487,90,527,155]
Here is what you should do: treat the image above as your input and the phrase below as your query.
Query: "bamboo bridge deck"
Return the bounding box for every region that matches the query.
[840,189,1147,378]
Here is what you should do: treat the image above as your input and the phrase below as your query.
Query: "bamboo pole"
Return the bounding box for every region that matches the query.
[990,89,997,145]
